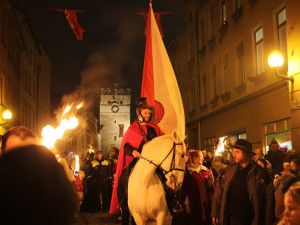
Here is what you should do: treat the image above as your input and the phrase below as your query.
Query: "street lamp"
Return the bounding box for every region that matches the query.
[268,50,294,82]
[0,109,12,129]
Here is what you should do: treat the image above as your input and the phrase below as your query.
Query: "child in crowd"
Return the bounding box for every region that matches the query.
[278,181,300,225]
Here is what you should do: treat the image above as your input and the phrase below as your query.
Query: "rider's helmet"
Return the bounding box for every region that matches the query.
[136,97,153,123]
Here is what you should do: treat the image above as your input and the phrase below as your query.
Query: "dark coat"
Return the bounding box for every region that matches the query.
[265,150,285,175]
[211,162,275,225]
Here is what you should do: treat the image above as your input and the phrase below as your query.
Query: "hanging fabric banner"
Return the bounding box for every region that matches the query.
[49,8,85,40]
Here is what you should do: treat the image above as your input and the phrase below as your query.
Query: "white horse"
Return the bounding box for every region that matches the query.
[128,130,186,225]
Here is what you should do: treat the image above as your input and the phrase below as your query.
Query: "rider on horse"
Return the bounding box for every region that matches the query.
[110,97,183,224]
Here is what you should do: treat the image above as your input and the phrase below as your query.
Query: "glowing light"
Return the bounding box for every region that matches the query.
[76,102,84,109]
[88,148,95,154]
[215,136,227,156]
[41,116,79,149]
[62,104,73,116]
[268,50,284,68]
[2,109,12,120]
[74,155,80,177]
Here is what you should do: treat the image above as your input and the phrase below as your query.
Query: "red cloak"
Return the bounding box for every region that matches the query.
[177,166,215,225]
[109,121,163,214]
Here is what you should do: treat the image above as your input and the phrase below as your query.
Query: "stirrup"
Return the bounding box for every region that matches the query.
[172,201,183,213]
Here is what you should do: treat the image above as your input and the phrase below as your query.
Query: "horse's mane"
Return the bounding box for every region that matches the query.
[141,134,173,156]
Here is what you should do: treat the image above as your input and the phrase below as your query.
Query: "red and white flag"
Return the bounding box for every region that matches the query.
[141,3,185,138]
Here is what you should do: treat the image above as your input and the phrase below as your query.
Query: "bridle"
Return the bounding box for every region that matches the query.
[140,141,185,175]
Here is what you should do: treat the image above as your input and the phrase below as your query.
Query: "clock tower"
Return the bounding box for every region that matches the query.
[99,83,131,156]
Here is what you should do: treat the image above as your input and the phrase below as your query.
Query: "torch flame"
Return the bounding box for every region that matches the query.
[215,136,227,156]
[74,155,80,177]
[76,102,84,109]
[62,104,73,116]
[41,116,79,149]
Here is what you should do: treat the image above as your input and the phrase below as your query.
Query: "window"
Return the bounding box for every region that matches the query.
[236,41,245,84]
[277,8,287,57]
[202,73,207,105]
[119,124,124,137]
[228,129,247,143]
[265,119,291,153]
[223,54,230,93]
[211,64,217,98]
[221,0,227,25]
[189,81,196,112]
[210,4,215,37]
[255,26,264,75]
[204,136,217,152]
[200,18,205,48]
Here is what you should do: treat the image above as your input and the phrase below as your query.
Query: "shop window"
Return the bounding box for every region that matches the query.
[227,129,247,143]
[204,136,217,152]
[265,119,291,152]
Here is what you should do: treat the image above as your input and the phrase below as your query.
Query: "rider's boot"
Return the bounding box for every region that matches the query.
[155,168,184,216]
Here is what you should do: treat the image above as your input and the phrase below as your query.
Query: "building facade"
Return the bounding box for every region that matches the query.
[99,83,131,156]
[0,1,52,137]
[180,0,291,153]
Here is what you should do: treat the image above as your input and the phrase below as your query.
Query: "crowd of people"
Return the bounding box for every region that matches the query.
[1,99,300,225]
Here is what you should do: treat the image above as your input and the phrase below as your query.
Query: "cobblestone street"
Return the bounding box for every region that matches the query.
[73,212,121,225]
[72,212,173,225]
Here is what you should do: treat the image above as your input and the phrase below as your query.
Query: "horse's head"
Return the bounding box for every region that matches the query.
[163,130,186,190]
[141,130,186,190]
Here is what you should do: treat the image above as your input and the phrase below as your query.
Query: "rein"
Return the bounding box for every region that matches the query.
[140,141,185,174]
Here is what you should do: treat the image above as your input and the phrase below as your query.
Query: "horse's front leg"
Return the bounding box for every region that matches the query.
[156,211,167,225]
[131,213,146,225]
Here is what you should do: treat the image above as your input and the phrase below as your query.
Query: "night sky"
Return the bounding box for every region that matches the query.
[10,0,185,118]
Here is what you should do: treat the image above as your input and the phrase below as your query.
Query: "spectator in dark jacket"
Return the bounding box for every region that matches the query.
[0,145,77,225]
[211,139,275,225]
[265,139,285,175]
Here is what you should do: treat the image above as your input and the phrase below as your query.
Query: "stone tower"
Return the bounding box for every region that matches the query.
[99,83,131,156]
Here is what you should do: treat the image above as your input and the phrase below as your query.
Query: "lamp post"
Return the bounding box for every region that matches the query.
[268,50,295,82]
[0,109,12,130]
[268,49,300,153]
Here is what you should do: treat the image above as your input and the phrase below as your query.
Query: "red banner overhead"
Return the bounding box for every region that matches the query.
[49,8,85,40]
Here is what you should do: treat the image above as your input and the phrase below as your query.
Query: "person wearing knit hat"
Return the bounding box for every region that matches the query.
[212,139,275,225]
[265,138,286,175]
